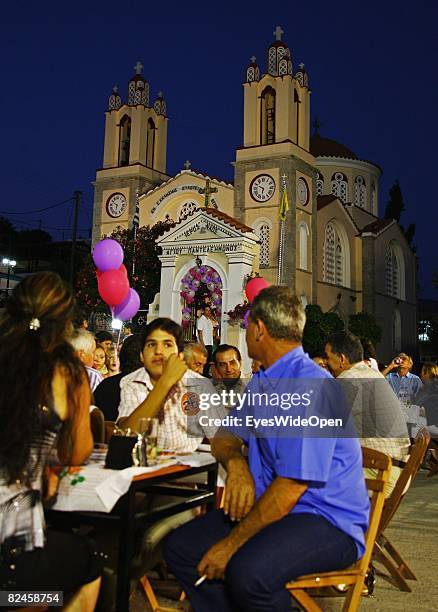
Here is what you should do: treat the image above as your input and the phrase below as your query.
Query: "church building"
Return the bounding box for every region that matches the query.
[92,28,417,364]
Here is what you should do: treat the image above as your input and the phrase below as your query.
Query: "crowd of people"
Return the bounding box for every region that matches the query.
[0,271,437,611]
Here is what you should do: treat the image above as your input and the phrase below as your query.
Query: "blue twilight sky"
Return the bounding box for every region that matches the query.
[0,0,437,297]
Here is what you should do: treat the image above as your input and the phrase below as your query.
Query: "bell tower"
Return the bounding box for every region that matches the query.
[234,27,317,301]
[92,62,170,243]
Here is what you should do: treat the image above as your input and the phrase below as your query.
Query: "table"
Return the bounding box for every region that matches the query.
[46,461,218,611]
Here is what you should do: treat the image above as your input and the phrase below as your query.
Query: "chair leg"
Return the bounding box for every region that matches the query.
[287,589,322,612]
[373,543,412,592]
[342,577,366,612]
[139,575,179,612]
[379,535,417,580]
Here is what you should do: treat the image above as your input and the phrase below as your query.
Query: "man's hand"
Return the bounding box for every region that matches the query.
[161,353,188,388]
[223,457,256,521]
[197,537,236,581]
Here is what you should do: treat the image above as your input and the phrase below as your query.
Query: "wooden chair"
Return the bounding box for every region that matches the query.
[372,427,430,592]
[285,447,391,612]
[90,406,105,444]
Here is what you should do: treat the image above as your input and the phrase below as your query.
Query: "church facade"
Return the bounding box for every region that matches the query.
[92,29,417,364]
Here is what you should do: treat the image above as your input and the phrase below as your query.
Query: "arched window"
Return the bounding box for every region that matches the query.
[331,172,348,203]
[371,181,377,214]
[298,222,309,270]
[385,244,401,298]
[255,220,271,267]
[323,222,347,286]
[316,172,324,196]
[393,308,401,352]
[179,201,198,220]
[261,87,276,145]
[354,176,366,208]
[146,118,156,168]
[118,115,131,166]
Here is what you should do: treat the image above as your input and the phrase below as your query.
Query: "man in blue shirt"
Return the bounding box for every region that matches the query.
[165,287,369,612]
[383,353,422,404]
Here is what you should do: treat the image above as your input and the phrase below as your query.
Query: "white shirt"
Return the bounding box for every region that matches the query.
[117,367,224,451]
[197,315,213,346]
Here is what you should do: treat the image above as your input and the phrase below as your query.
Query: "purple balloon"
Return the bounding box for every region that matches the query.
[113,288,140,321]
[243,309,251,329]
[93,239,124,272]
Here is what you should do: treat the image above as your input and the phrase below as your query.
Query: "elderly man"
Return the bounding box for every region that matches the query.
[183,342,208,375]
[212,344,247,402]
[164,287,369,612]
[70,328,103,392]
[325,331,410,496]
[383,352,422,405]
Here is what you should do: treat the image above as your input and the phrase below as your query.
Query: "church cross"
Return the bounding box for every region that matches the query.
[298,62,305,70]
[250,55,257,64]
[199,179,218,208]
[184,160,191,170]
[134,61,143,75]
[273,25,284,41]
[113,85,119,93]
[312,116,322,136]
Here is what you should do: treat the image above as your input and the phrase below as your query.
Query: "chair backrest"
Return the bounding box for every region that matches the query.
[378,427,430,535]
[90,407,105,444]
[359,448,392,575]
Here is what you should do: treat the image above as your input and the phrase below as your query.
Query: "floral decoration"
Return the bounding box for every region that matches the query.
[180,265,222,328]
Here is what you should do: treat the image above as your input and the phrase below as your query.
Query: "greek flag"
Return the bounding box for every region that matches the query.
[279,187,289,221]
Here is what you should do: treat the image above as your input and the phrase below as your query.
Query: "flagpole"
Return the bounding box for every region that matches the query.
[277,174,288,284]
[132,188,140,277]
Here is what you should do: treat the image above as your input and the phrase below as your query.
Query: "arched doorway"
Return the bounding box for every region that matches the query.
[180,265,223,342]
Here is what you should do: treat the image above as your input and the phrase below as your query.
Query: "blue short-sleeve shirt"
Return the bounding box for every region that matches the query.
[223,346,370,559]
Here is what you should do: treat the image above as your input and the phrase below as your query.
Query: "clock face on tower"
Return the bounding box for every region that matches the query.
[297,177,309,206]
[106,193,127,218]
[250,174,276,202]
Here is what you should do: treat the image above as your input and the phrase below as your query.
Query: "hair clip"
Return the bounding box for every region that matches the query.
[29,317,40,331]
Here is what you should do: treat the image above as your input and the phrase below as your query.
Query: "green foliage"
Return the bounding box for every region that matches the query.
[384,180,405,222]
[75,221,173,313]
[302,305,344,356]
[348,312,382,347]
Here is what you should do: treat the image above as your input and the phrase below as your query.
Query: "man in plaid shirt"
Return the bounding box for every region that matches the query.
[117,318,221,452]
[325,331,410,496]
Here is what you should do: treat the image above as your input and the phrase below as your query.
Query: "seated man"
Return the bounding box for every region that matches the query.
[325,331,410,496]
[70,328,103,392]
[165,287,369,612]
[117,318,222,451]
[183,342,208,376]
[212,344,247,407]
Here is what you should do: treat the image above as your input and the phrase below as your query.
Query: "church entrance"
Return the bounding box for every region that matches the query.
[180,264,222,342]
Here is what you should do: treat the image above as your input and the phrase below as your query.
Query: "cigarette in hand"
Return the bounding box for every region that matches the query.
[194,574,207,587]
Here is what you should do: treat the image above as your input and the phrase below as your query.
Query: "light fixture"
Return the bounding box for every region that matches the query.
[111,318,123,330]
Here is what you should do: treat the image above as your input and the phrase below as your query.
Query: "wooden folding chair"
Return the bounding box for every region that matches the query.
[285,447,391,612]
[372,427,430,592]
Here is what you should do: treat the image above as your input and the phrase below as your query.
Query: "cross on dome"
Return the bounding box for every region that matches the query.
[158,91,163,98]
[298,62,305,70]
[134,61,144,75]
[184,160,191,170]
[273,25,284,41]
[250,55,257,64]
[112,85,119,93]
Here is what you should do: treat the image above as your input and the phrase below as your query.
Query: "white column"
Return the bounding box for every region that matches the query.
[158,254,177,318]
[226,252,254,311]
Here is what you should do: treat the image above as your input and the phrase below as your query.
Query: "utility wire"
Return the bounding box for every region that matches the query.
[0,196,74,215]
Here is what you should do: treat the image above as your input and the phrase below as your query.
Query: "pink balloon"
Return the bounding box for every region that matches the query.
[245,277,270,304]
[119,264,128,278]
[114,288,140,321]
[98,269,129,307]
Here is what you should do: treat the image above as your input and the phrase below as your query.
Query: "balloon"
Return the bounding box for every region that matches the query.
[243,310,251,328]
[93,239,124,272]
[245,277,270,304]
[119,264,128,278]
[98,269,129,307]
[113,288,140,321]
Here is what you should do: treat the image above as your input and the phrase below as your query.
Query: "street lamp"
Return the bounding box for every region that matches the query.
[2,257,17,291]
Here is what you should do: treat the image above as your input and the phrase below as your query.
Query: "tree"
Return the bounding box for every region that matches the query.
[384,180,405,222]
[302,305,344,356]
[348,312,382,347]
[75,221,173,313]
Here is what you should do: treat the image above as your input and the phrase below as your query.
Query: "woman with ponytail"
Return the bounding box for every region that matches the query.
[0,272,101,610]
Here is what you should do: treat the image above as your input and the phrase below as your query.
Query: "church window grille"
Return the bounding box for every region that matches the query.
[279,58,288,76]
[393,309,402,351]
[179,201,198,220]
[128,82,136,105]
[118,115,131,166]
[268,48,277,75]
[331,172,348,203]
[146,118,156,169]
[371,181,377,213]
[295,72,304,87]
[385,245,400,298]
[257,223,270,267]
[317,176,324,196]
[323,223,344,285]
[261,87,276,145]
[354,176,366,208]
[299,223,309,270]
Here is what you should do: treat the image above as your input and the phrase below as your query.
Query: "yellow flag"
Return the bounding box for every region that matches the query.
[279,188,289,220]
